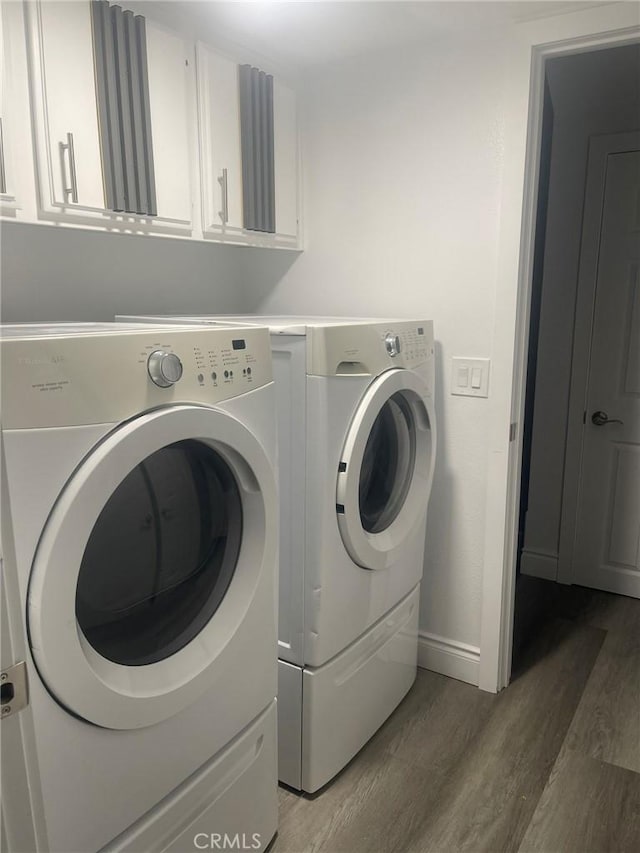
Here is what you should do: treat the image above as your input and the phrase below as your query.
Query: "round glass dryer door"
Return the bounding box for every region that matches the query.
[75,439,242,667]
[359,392,416,535]
[336,369,436,570]
[28,405,276,730]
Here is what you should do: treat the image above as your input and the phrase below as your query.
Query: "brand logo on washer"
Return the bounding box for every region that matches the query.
[18,355,64,365]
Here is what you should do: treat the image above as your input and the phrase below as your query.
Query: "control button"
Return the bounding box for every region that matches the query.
[384,333,401,357]
[224,370,229,378]
[148,351,183,388]
[247,367,252,375]
[197,373,204,383]
[211,372,217,381]
[230,370,233,377]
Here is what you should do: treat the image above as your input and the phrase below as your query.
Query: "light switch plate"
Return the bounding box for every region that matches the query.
[451,357,490,397]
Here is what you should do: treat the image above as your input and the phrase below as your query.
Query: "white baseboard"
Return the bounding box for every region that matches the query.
[520,549,558,581]
[417,631,480,686]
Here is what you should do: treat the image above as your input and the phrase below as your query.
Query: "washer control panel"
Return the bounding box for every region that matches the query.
[0,325,273,429]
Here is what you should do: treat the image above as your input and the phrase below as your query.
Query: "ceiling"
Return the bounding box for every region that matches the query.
[174,1,615,72]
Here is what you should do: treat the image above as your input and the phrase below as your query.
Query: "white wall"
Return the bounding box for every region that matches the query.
[239,7,640,681]
[522,45,640,580]
[240,31,509,653]
[2,1,635,688]
[0,221,261,322]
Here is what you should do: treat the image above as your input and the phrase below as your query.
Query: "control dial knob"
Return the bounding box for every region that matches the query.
[147,350,183,388]
[384,333,401,357]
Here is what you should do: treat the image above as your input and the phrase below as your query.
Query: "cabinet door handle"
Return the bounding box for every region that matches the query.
[218,167,228,224]
[0,118,6,195]
[60,132,78,203]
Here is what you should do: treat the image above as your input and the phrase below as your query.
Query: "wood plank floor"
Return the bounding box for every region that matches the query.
[272,588,640,853]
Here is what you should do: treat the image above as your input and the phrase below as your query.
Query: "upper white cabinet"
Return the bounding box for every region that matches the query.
[4,0,300,248]
[27,0,195,232]
[143,18,195,227]
[273,78,299,242]
[196,43,245,240]
[197,43,300,247]
[32,0,105,211]
[1,0,34,216]
[1,5,14,206]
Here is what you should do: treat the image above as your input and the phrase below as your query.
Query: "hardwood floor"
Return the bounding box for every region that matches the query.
[561,594,640,773]
[519,751,640,853]
[272,589,640,853]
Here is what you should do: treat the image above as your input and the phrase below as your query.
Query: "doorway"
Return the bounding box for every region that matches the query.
[513,43,640,665]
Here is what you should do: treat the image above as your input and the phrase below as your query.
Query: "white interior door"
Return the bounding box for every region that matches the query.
[572,150,640,596]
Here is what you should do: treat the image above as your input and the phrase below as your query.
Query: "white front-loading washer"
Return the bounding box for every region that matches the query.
[0,323,278,852]
[118,315,437,793]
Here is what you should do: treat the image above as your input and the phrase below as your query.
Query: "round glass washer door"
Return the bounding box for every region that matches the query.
[75,438,242,668]
[28,405,276,730]
[336,369,436,570]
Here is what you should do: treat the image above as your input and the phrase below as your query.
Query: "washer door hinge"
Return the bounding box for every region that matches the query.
[509,422,517,442]
[1,662,29,720]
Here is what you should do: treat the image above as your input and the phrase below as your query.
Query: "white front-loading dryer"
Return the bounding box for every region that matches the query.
[0,323,278,852]
[117,315,437,793]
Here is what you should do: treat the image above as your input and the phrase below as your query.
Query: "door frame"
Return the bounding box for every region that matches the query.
[558,132,640,585]
[479,4,640,693]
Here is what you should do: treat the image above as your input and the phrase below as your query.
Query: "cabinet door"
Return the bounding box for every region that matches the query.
[145,19,194,226]
[273,79,298,242]
[0,3,15,207]
[34,0,105,210]
[1,0,38,221]
[28,1,193,230]
[197,45,300,247]
[196,43,244,239]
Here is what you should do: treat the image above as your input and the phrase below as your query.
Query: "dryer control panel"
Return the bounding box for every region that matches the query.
[0,325,273,429]
[308,320,434,378]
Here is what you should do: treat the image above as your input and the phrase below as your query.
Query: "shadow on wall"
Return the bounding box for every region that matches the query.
[420,340,457,632]
[237,243,303,312]
[0,221,300,323]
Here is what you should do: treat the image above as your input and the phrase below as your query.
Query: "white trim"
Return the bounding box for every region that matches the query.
[417,631,480,687]
[520,549,558,582]
[480,4,640,694]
